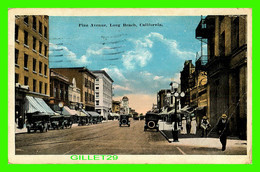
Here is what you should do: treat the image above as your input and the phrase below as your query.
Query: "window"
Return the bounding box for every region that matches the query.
[24,54,28,68]
[15,49,19,65]
[39,81,42,93]
[24,16,28,24]
[44,26,47,38]
[24,76,28,85]
[85,78,88,87]
[24,30,28,45]
[96,100,99,106]
[33,79,36,92]
[44,83,47,94]
[96,87,99,90]
[96,92,99,98]
[231,17,239,51]
[39,61,42,74]
[219,31,225,56]
[60,84,64,99]
[39,41,42,54]
[96,78,99,81]
[32,16,36,30]
[44,64,47,76]
[39,21,42,35]
[15,73,19,83]
[33,37,36,50]
[33,58,36,72]
[15,24,19,40]
[44,45,47,56]
[85,92,88,102]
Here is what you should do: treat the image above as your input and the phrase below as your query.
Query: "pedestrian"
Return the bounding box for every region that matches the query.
[186,116,191,134]
[190,116,197,135]
[217,114,230,151]
[200,116,210,137]
[172,114,181,142]
[180,116,187,134]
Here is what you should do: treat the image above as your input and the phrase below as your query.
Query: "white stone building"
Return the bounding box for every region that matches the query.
[122,96,130,114]
[92,70,113,120]
[68,78,81,109]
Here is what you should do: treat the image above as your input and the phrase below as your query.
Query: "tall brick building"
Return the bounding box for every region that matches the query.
[15,15,50,127]
[51,67,96,111]
[196,15,247,139]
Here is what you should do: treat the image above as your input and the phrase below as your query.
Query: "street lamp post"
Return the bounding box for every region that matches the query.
[170,82,185,142]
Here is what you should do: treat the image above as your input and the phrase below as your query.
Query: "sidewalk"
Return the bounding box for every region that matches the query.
[159,130,247,149]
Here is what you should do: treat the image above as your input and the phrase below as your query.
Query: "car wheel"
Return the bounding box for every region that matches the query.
[27,127,31,133]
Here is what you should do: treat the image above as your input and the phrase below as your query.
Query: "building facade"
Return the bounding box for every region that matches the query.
[68,78,81,110]
[51,67,96,111]
[112,100,121,114]
[92,70,114,120]
[180,60,195,108]
[157,89,171,112]
[48,69,71,111]
[121,96,129,115]
[196,15,247,139]
[15,15,50,127]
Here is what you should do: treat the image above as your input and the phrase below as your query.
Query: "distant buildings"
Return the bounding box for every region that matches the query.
[68,78,81,110]
[196,15,247,139]
[157,89,171,112]
[92,70,114,120]
[112,100,121,114]
[121,96,129,114]
[15,15,50,127]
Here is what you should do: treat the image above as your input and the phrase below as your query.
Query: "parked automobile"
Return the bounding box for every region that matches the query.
[49,115,64,130]
[119,115,130,127]
[144,112,160,132]
[26,112,49,133]
[78,116,87,126]
[63,116,73,128]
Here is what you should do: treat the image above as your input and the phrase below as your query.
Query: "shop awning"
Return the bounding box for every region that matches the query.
[25,96,48,114]
[109,113,120,117]
[87,111,101,117]
[34,97,55,115]
[81,109,90,117]
[62,106,78,116]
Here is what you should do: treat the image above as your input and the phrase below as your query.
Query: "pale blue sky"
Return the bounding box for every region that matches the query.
[49,16,203,98]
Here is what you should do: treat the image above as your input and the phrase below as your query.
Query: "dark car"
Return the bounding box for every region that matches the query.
[119,115,130,127]
[49,115,64,130]
[26,112,49,133]
[63,115,73,128]
[144,112,160,132]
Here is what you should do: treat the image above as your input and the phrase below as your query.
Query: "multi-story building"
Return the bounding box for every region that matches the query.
[196,15,247,139]
[157,89,171,112]
[112,100,121,114]
[180,60,195,108]
[15,15,50,127]
[92,70,114,120]
[51,67,96,111]
[68,78,81,110]
[48,69,71,111]
[122,96,130,114]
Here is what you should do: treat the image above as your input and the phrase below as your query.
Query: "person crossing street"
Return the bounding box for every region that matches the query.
[217,114,230,151]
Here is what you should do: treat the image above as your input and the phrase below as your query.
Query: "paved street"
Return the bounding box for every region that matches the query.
[15,119,247,155]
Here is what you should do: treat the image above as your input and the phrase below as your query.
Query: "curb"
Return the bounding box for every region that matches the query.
[159,130,172,143]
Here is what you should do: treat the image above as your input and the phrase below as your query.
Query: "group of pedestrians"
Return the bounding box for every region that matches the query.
[171,113,230,151]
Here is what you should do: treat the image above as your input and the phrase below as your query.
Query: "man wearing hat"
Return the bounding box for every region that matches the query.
[217,114,230,151]
[200,116,210,137]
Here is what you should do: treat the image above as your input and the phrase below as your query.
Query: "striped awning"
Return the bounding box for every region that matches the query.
[25,96,47,114]
[87,111,101,117]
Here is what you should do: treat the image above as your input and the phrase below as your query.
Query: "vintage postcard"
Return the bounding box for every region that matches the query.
[8,8,252,164]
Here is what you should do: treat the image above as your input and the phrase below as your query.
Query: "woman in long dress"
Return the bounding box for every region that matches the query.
[190,117,197,135]
[180,117,187,134]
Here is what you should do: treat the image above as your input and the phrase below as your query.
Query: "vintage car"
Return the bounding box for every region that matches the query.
[144,112,160,132]
[119,115,130,127]
[26,112,49,133]
[78,116,87,126]
[63,115,73,128]
[49,115,64,130]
